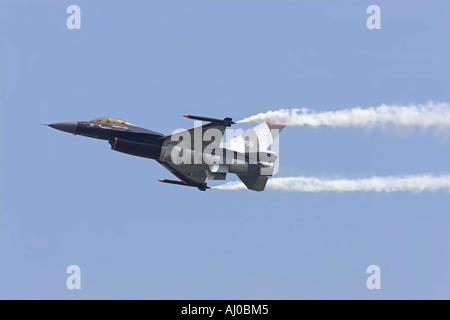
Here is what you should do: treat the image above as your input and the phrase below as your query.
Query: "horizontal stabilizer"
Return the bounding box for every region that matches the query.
[222,120,285,153]
[236,174,268,192]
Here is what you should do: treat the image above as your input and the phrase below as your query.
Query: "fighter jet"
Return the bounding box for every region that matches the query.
[45,115,284,191]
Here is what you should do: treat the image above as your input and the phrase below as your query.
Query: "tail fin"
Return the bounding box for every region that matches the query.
[225,120,284,191]
[222,120,285,153]
[236,174,268,192]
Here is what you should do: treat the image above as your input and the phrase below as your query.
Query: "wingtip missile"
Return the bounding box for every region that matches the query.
[158,178,210,191]
[182,114,235,127]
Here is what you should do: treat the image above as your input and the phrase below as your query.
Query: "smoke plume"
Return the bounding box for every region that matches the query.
[212,175,450,192]
[237,102,450,129]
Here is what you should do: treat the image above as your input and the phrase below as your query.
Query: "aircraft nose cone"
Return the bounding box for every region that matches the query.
[48,121,78,134]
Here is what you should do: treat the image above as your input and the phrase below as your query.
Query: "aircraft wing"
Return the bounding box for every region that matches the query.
[159,122,227,151]
[157,160,208,190]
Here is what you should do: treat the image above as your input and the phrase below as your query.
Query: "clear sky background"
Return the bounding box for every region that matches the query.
[1,0,449,299]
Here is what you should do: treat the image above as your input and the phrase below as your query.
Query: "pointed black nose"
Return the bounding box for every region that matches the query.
[48,121,78,134]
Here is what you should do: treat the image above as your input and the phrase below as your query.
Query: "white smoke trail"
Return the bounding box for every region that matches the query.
[212,175,450,192]
[237,102,450,128]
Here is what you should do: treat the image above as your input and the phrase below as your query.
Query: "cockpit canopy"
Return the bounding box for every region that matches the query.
[91,117,136,126]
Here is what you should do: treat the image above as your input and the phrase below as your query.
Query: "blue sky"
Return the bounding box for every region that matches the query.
[1,0,449,299]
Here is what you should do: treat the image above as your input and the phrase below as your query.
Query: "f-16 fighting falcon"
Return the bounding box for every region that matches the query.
[45,115,285,191]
